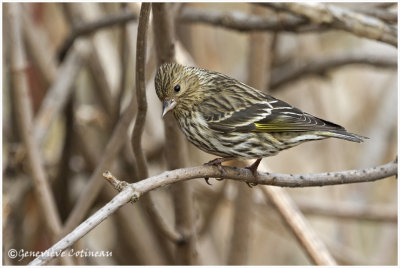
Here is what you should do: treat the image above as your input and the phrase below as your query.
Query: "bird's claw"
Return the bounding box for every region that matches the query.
[204,177,212,185]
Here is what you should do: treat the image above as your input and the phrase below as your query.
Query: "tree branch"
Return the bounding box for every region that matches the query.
[270,53,397,90]
[131,3,150,180]
[296,199,397,223]
[33,44,87,146]
[178,6,318,33]
[58,9,138,61]
[30,159,396,265]
[263,2,397,46]
[349,4,397,24]
[262,186,336,265]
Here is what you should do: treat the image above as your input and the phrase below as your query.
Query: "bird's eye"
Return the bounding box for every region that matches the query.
[174,85,181,92]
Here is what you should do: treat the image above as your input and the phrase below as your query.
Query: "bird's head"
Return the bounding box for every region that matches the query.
[155,63,205,117]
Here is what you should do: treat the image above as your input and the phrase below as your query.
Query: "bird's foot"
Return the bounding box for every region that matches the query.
[245,158,262,188]
[203,157,233,185]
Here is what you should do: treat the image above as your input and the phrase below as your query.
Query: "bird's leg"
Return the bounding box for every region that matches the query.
[245,158,262,187]
[203,157,234,185]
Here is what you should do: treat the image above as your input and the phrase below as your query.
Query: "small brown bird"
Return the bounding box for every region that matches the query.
[155,63,365,179]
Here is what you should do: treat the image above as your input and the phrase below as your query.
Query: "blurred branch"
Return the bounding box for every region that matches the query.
[198,181,227,236]
[228,182,252,265]
[358,81,397,167]
[349,4,397,24]
[270,53,397,90]
[21,4,58,85]
[296,199,397,223]
[58,9,138,61]
[178,7,320,33]
[8,1,62,239]
[247,6,276,91]
[263,2,397,46]
[87,48,115,119]
[7,3,72,265]
[262,186,336,265]
[33,44,88,146]
[62,4,116,121]
[63,85,137,233]
[116,3,130,122]
[153,3,198,264]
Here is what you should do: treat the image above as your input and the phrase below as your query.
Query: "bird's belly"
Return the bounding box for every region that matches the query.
[177,116,281,159]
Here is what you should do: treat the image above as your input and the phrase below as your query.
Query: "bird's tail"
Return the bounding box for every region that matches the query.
[319,130,368,143]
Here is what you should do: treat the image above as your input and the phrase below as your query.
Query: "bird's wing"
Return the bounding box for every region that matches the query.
[200,92,345,133]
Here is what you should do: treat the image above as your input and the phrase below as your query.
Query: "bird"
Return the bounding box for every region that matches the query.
[154,63,366,185]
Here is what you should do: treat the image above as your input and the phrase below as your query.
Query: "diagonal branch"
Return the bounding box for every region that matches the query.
[30,159,396,265]
[262,184,336,265]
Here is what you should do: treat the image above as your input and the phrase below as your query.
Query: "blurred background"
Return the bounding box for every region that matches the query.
[2,2,398,265]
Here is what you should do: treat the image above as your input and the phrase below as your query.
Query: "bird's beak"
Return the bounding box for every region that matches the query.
[162,99,177,117]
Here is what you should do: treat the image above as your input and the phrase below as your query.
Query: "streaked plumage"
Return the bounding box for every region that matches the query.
[155,63,365,169]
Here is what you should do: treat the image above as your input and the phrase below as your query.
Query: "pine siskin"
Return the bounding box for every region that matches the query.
[155,63,366,176]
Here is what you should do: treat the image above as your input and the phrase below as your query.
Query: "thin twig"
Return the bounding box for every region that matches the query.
[30,159,396,265]
[263,2,397,46]
[270,53,397,90]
